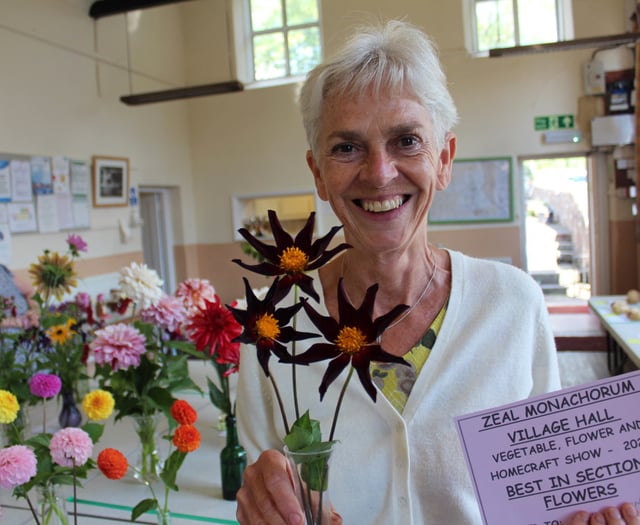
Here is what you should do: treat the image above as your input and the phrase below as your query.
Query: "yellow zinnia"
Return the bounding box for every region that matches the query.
[82,389,115,421]
[46,318,77,345]
[0,390,20,424]
[29,250,77,302]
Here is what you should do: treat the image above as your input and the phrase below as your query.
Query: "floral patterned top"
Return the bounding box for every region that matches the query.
[370,305,447,413]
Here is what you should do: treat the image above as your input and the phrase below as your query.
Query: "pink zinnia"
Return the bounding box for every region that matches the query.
[0,445,37,488]
[66,233,88,254]
[29,373,62,399]
[175,278,216,314]
[90,323,146,372]
[141,294,188,333]
[50,427,93,467]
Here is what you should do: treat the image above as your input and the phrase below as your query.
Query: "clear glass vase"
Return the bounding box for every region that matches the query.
[284,443,337,525]
[156,509,172,525]
[132,413,162,483]
[2,406,30,446]
[37,484,69,525]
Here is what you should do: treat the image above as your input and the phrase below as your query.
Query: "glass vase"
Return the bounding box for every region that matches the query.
[132,413,162,483]
[58,388,82,428]
[220,415,247,500]
[37,484,69,525]
[284,443,337,525]
[156,509,172,525]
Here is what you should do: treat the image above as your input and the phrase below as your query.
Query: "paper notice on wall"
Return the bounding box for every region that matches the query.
[10,159,32,202]
[456,371,640,525]
[0,160,11,202]
[36,194,59,233]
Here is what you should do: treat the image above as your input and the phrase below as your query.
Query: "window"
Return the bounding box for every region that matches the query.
[466,0,573,55]
[234,0,322,85]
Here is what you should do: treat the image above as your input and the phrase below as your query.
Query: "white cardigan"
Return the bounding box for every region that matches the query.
[235,250,561,524]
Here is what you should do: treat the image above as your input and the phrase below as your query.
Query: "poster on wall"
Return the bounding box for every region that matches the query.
[0,161,11,202]
[7,202,37,233]
[52,156,71,194]
[71,194,91,228]
[0,223,12,265]
[10,159,32,202]
[70,160,90,196]
[30,156,53,195]
[36,194,60,233]
[56,193,75,230]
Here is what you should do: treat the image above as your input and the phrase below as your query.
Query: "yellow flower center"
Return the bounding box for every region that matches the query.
[335,326,367,354]
[279,247,308,273]
[255,313,281,340]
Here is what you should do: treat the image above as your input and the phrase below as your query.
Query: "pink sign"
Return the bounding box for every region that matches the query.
[456,371,640,525]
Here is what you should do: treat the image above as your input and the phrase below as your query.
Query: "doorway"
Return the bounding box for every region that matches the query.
[522,155,591,305]
[138,187,176,294]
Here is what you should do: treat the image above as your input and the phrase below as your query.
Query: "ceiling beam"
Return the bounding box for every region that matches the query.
[89,0,195,19]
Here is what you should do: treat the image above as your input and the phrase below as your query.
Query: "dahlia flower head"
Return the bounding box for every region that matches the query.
[140,293,188,333]
[118,262,164,311]
[49,427,93,467]
[175,278,216,314]
[90,323,147,372]
[0,445,37,489]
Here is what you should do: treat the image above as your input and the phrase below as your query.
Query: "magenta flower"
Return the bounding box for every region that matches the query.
[0,445,37,488]
[141,294,188,333]
[29,373,62,399]
[90,323,147,371]
[66,233,88,255]
[75,291,91,310]
[50,427,93,467]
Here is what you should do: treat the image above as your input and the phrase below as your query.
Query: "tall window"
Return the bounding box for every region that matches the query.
[468,0,572,54]
[242,0,322,83]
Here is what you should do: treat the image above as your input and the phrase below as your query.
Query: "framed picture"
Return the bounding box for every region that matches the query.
[92,156,129,207]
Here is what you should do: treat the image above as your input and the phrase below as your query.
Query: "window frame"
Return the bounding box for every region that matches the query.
[464,0,574,57]
[232,0,323,88]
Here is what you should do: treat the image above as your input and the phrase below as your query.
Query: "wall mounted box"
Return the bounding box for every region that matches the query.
[591,114,635,146]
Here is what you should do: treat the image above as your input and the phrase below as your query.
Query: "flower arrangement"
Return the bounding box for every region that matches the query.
[91,262,200,482]
[0,382,113,525]
[229,210,410,521]
[96,398,202,525]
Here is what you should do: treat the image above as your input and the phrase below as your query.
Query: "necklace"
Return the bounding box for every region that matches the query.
[340,255,439,335]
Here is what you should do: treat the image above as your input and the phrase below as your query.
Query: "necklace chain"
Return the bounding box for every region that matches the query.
[340,255,439,333]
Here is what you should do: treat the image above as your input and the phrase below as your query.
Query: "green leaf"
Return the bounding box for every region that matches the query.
[160,450,187,490]
[283,411,321,451]
[81,422,104,443]
[132,498,158,521]
[207,377,231,415]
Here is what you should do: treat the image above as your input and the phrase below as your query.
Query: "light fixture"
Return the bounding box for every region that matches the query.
[489,32,640,58]
[120,81,244,105]
[89,0,194,19]
[542,130,582,144]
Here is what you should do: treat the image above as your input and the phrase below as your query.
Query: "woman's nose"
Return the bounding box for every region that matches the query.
[361,148,397,188]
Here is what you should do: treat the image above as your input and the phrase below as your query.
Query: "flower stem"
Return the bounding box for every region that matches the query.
[73,463,78,525]
[292,286,300,421]
[268,370,290,435]
[25,493,42,525]
[329,367,354,441]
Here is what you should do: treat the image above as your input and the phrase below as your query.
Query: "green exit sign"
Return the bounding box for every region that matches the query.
[534,114,575,131]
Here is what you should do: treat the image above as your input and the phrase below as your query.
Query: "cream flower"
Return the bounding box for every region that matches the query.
[119,262,164,310]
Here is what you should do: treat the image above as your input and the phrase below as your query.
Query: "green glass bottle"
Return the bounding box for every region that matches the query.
[220,415,247,500]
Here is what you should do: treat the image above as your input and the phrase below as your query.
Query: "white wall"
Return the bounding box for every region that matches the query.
[0,0,630,270]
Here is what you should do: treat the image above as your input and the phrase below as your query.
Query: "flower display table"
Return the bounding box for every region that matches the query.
[1,361,239,525]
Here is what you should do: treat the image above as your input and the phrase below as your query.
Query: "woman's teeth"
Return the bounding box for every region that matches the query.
[360,196,404,213]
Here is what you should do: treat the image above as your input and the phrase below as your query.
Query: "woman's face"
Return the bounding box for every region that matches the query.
[307,88,456,254]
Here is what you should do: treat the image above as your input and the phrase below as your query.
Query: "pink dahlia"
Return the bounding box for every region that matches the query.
[90,323,147,372]
[0,445,37,489]
[141,294,187,333]
[50,427,93,467]
[29,373,62,399]
[175,278,216,314]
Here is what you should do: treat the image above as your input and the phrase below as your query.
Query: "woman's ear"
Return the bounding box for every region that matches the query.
[436,132,457,191]
[307,150,329,201]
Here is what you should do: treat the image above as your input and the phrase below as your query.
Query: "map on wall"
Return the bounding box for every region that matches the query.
[429,157,513,224]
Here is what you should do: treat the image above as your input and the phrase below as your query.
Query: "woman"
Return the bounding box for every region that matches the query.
[0,264,37,330]
[235,20,639,525]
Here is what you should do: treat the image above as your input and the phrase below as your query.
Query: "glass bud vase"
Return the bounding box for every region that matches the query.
[132,413,162,483]
[156,508,172,525]
[220,415,247,500]
[38,484,69,525]
[58,388,82,428]
[284,443,337,525]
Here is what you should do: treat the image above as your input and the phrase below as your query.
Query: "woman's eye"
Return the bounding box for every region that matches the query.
[332,143,356,154]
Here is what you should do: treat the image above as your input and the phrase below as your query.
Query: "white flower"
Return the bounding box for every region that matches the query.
[118,262,164,310]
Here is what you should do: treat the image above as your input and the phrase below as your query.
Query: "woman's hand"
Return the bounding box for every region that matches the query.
[570,503,640,525]
[236,449,343,525]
